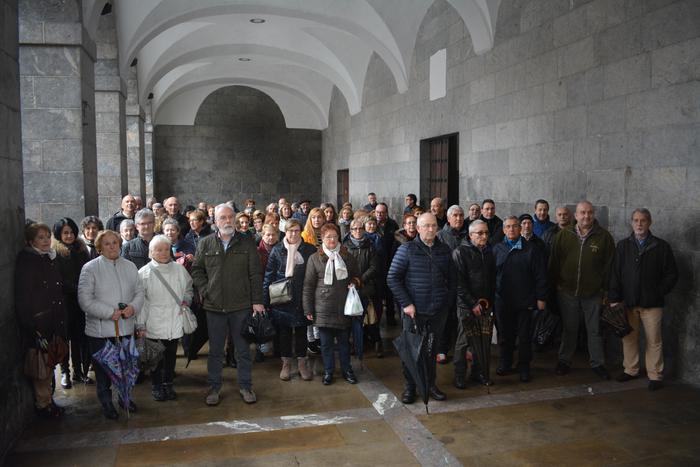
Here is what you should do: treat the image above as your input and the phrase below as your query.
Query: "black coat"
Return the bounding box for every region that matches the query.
[121,236,151,270]
[481,215,505,246]
[608,233,678,308]
[106,211,132,231]
[387,237,456,317]
[53,241,90,339]
[452,242,497,317]
[263,241,316,326]
[437,223,469,251]
[492,238,547,309]
[342,236,379,300]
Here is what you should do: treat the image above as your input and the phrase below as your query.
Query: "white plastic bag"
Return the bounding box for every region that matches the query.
[344,285,364,317]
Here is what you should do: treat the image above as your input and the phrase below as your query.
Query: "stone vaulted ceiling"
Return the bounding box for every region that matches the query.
[91,0,501,129]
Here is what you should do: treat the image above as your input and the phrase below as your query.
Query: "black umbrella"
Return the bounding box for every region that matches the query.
[465,300,494,392]
[601,303,632,338]
[532,308,561,350]
[393,319,433,414]
[186,306,209,368]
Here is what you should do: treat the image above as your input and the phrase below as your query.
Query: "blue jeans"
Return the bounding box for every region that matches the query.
[318,327,351,374]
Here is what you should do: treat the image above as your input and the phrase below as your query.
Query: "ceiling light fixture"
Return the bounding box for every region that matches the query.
[249,18,266,24]
[238,57,251,61]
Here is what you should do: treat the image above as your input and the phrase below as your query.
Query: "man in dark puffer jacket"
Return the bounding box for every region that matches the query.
[388,213,456,404]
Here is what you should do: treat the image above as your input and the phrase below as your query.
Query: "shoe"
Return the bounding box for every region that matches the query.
[454,373,467,390]
[152,385,167,402]
[163,383,177,400]
[555,361,570,376]
[280,357,292,381]
[375,341,384,359]
[436,353,447,364]
[307,340,321,356]
[519,366,531,383]
[592,366,610,380]
[648,380,663,391]
[322,372,333,385]
[205,387,220,406]
[61,373,72,389]
[470,372,493,386]
[101,403,119,420]
[228,356,237,368]
[616,372,638,382]
[401,387,416,404]
[428,386,447,401]
[118,399,138,413]
[297,357,313,381]
[343,369,358,384]
[239,388,257,404]
[496,366,512,376]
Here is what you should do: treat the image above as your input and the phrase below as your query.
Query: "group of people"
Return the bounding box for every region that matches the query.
[15,190,678,420]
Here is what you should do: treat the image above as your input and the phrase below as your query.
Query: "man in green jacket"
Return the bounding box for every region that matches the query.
[192,204,264,406]
[549,201,615,379]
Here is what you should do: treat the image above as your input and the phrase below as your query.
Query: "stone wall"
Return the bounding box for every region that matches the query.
[0,0,32,461]
[154,86,322,207]
[322,0,700,383]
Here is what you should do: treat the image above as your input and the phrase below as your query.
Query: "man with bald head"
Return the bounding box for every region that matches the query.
[431,197,447,229]
[106,194,137,231]
[549,201,615,380]
[388,213,456,404]
[164,196,190,236]
[542,206,572,249]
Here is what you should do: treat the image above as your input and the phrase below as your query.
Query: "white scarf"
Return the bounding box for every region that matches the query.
[33,246,57,260]
[283,237,305,278]
[321,244,347,285]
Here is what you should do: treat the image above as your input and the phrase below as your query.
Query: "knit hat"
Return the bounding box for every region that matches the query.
[519,213,533,223]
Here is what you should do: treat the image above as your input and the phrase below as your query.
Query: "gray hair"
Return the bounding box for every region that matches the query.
[631,208,652,222]
[215,203,234,219]
[134,208,155,224]
[148,234,173,255]
[162,218,180,231]
[119,219,135,231]
[468,219,487,234]
[446,205,464,217]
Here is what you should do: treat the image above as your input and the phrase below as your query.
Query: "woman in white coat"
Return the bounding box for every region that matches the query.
[137,235,193,402]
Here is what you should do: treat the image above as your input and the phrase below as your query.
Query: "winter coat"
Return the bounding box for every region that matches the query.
[257,240,275,272]
[436,214,447,230]
[549,222,615,298]
[608,232,678,308]
[387,237,456,318]
[493,238,548,309]
[437,223,469,251]
[184,224,212,249]
[106,211,132,232]
[338,220,351,240]
[78,255,144,338]
[191,232,263,313]
[523,234,547,257]
[342,235,379,300]
[15,248,68,344]
[81,236,99,260]
[303,246,360,330]
[378,218,399,264]
[137,260,193,340]
[480,215,505,246]
[452,242,496,318]
[391,229,416,259]
[542,224,564,250]
[168,212,190,237]
[121,236,151,270]
[263,241,316,326]
[533,215,555,238]
[53,239,90,339]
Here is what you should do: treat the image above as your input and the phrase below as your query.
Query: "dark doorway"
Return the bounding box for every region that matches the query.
[337,169,349,208]
[420,133,458,207]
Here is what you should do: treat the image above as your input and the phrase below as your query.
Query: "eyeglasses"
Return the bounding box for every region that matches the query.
[323,236,339,240]
[286,229,301,234]
[472,231,488,236]
[351,227,364,231]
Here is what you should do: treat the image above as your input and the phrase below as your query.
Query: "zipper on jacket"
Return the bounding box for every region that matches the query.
[113,261,124,336]
[574,237,584,297]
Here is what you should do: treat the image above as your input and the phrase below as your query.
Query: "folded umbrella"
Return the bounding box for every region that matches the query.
[186,306,209,368]
[393,319,433,414]
[601,303,632,338]
[465,300,494,391]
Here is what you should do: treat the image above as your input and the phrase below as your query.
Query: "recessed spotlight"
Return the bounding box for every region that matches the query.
[249,18,266,24]
[238,57,251,62]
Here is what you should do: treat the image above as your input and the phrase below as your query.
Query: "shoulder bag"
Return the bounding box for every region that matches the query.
[151,267,198,334]
[269,277,293,306]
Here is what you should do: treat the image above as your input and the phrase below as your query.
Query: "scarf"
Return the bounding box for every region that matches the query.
[505,237,523,251]
[283,237,304,278]
[33,246,57,260]
[322,244,347,285]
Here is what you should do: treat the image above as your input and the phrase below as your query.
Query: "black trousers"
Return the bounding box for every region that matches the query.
[151,338,179,387]
[278,325,307,358]
[495,305,534,368]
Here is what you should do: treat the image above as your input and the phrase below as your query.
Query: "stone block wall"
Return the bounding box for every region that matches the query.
[154,86,322,207]
[0,0,32,461]
[322,0,700,383]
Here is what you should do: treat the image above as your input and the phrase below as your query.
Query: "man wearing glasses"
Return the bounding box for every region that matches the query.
[121,208,156,269]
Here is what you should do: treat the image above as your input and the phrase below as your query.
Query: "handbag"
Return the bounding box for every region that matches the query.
[24,348,50,379]
[151,266,198,334]
[344,285,364,317]
[269,277,293,306]
[241,311,277,344]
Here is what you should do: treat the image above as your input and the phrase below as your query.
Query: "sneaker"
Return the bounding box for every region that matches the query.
[592,366,610,380]
[152,385,167,402]
[205,387,220,406]
[648,380,663,391]
[616,372,638,383]
[239,388,257,404]
[555,361,570,376]
[307,340,321,356]
[342,369,358,384]
[60,373,72,389]
[436,353,447,364]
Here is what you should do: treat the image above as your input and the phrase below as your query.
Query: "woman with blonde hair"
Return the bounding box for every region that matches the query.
[301,208,325,246]
[279,203,294,232]
[338,206,353,239]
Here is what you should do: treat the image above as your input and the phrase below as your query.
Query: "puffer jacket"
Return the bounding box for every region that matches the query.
[437,222,469,251]
[608,232,678,308]
[342,235,379,300]
[121,236,150,270]
[78,255,144,338]
[452,242,496,317]
[15,247,68,343]
[137,260,193,340]
[191,231,263,313]
[303,246,360,330]
[387,237,456,317]
[263,241,317,326]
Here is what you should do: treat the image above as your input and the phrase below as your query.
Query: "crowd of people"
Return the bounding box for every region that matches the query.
[15,191,678,420]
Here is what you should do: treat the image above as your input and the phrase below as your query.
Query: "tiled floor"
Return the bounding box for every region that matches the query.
[8,333,700,466]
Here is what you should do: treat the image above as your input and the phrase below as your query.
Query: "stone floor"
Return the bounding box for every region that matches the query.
[7,328,700,467]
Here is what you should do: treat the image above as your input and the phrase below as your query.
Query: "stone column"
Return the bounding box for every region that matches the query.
[94,8,127,220]
[126,67,146,200]
[19,0,98,223]
[144,112,154,200]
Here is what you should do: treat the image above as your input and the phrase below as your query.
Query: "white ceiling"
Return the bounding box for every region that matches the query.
[87,0,501,129]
